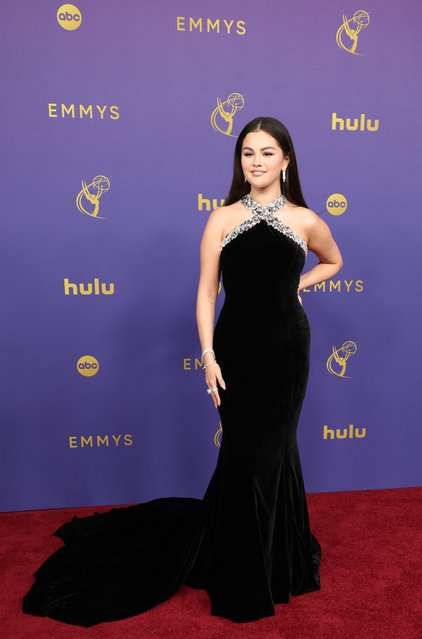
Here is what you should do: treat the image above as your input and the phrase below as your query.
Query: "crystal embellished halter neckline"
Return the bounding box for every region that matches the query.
[240,193,288,215]
[220,193,308,256]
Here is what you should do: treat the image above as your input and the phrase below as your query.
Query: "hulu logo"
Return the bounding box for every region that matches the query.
[64,278,115,295]
[198,193,225,211]
[323,424,366,440]
[331,113,379,132]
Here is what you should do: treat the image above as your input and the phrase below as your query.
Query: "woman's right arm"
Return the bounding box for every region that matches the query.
[196,208,227,407]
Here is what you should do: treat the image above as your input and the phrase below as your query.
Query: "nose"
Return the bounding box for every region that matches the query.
[253,156,262,166]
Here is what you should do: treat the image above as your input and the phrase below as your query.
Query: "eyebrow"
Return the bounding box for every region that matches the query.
[242,146,277,151]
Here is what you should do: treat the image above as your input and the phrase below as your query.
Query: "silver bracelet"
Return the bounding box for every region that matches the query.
[203,359,217,369]
[201,348,215,363]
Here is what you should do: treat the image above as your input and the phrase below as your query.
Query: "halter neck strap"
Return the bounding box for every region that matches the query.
[240,193,288,215]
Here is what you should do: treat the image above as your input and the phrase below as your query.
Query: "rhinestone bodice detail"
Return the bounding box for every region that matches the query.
[220,194,308,257]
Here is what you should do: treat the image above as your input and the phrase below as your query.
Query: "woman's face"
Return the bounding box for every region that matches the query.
[241,130,290,189]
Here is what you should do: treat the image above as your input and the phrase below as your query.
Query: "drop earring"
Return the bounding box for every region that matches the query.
[244,175,247,183]
[282,169,286,183]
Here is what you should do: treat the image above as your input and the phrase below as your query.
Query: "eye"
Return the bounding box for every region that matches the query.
[243,152,252,156]
[264,152,274,156]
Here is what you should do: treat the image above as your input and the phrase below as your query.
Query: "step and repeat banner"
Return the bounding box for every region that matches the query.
[1,1,421,511]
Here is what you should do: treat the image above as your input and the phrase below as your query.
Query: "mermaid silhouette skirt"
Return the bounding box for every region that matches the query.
[22,214,321,626]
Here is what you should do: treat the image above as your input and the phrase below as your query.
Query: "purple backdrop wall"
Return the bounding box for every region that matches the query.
[1,0,421,512]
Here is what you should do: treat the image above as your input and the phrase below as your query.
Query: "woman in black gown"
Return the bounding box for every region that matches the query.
[22,116,343,626]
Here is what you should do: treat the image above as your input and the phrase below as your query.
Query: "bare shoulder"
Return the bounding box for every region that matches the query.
[289,204,331,235]
[204,205,228,231]
[290,205,342,262]
[204,202,242,231]
[289,204,321,225]
[210,202,241,217]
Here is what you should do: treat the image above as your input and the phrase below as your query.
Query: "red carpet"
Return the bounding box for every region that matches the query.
[1,487,421,638]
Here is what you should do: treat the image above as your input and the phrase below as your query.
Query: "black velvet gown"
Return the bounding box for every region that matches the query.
[22,194,321,626]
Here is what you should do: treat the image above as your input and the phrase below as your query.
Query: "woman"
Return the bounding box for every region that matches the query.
[22,116,343,626]
[188,116,343,621]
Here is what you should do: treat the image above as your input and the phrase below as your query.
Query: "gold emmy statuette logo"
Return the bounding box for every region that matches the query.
[214,422,223,447]
[326,340,357,378]
[76,175,110,219]
[336,10,370,55]
[77,355,99,377]
[211,92,245,137]
[57,4,82,30]
[326,193,348,216]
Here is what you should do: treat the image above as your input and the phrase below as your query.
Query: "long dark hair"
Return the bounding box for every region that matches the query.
[224,116,308,208]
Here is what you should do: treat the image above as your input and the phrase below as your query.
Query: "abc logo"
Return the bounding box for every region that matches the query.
[326,193,348,216]
[77,355,99,377]
[57,4,82,31]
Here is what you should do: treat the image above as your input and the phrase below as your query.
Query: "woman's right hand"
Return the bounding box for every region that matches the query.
[204,362,226,408]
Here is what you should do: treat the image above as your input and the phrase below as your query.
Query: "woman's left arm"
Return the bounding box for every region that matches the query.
[298,208,344,295]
